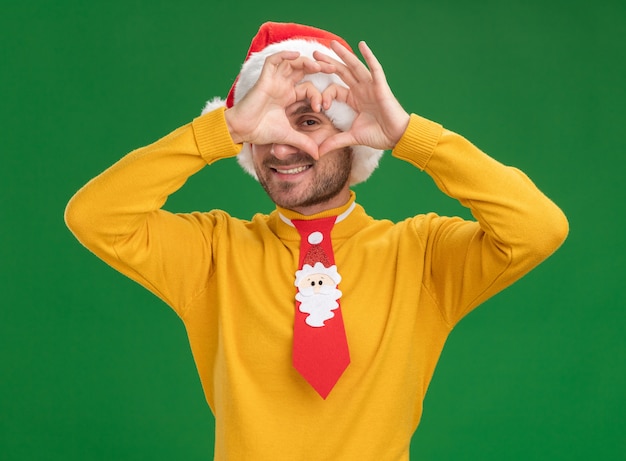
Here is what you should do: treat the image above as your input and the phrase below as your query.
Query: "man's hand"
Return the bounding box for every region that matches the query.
[225,51,336,158]
[313,41,411,156]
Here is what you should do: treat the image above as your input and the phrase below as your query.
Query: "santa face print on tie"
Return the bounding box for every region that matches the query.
[295,261,342,327]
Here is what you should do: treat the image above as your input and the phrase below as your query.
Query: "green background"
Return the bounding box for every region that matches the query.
[2,0,624,459]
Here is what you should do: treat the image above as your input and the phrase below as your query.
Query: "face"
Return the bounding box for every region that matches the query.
[251,102,353,215]
[297,273,337,295]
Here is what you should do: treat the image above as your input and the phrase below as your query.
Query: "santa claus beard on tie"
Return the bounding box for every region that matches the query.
[295,285,343,327]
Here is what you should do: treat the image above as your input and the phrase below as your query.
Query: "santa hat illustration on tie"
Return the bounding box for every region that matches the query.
[201,21,384,186]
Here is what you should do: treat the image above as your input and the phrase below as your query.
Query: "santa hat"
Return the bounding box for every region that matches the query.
[201,22,384,186]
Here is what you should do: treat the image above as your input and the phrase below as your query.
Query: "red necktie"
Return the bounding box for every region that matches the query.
[292,216,350,399]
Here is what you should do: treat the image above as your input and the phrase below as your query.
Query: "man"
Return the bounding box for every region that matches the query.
[65,22,568,460]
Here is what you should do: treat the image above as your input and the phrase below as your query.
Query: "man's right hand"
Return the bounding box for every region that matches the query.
[224,51,336,159]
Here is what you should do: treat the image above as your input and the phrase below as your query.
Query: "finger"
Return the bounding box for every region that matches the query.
[265,50,300,64]
[313,50,358,88]
[313,60,337,75]
[260,52,309,87]
[262,51,302,72]
[312,49,342,67]
[294,56,337,78]
[294,82,323,112]
[318,131,356,157]
[276,56,338,90]
[358,41,387,83]
[272,125,320,159]
[284,132,320,159]
[297,56,323,74]
[275,56,319,82]
[321,84,350,110]
[329,40,372,83]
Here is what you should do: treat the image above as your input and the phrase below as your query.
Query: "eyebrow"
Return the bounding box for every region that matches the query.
[288,103,328,119]
[289,103,315,117]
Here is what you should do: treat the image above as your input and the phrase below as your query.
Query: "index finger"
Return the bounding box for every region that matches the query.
[313,49,358,88]
[329,40,373,83]
[356,41,387,83]
[274,55,338,84]
[263,50,301,67]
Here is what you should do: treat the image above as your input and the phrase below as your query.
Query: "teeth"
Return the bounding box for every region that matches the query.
[275,165,309,174]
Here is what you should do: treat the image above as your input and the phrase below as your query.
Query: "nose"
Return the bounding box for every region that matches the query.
[270,143,299,159]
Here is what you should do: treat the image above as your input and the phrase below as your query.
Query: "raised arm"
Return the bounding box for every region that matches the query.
[315,40,568,322]
[395,116,568,323]
[64,109,240,314]
[65,52,338,314]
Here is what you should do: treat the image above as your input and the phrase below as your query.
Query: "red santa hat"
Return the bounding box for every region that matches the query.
[201,21,384,186]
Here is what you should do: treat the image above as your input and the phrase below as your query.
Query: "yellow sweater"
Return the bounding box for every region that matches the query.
[65,108,568,460]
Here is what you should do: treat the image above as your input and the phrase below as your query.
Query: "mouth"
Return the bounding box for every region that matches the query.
[272,165,312,175]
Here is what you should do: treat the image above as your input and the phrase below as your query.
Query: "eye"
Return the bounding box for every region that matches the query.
[318,280,323,285]
[301,118,318,127]
[310,281,316,286]
[296,116,320,131]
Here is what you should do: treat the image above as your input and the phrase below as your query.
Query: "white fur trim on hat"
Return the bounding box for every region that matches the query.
[201,39,384,186]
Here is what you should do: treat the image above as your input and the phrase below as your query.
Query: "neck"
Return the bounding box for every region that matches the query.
[277,190,356,222]
[288,187,351,216]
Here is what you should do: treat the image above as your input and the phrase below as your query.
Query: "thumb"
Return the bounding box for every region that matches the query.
[281,131,321,159]
[318,131,356,157]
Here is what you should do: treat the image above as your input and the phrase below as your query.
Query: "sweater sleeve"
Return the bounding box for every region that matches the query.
[64,108,242,316]
[392,114,569,325]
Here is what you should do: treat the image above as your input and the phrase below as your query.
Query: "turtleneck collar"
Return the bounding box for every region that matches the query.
[279,201,356,228]
[276,191,358,223]
[268,191,368,242]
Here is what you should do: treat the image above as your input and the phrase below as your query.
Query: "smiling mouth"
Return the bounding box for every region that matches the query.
[272,165,312,175]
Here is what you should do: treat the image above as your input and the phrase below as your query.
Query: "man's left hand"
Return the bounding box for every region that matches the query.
[313,41,411,156]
